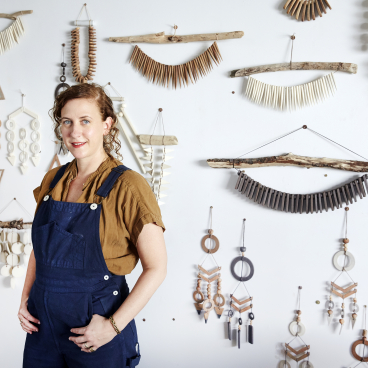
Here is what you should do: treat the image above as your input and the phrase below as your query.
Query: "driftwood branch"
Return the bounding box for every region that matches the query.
[230,62,358,78]
[0,218,33,229]
[137,135,178,146]
[0,11,33,20]
[109,31,244,44]
[207,153,368,172]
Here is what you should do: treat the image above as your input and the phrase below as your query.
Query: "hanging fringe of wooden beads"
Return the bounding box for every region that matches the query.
[71,26,97,83]
[129,42,222,89]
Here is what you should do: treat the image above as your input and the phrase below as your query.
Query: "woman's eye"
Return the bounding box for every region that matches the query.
[63,120,71,125]
[82,120,90,125]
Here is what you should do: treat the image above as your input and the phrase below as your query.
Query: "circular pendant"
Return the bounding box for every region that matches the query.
[31,131,41,142]
[213,293,225,307]
[6,130,15,142]
[18,139,28,151]
[0,250,9,263]
[19,151,29,163]
[24,243,33,255]
[192,290,204,303]
[54,83,71,99]
[7,232,18,243]
[288,321,306,336]
[23,232,31,244]
[352,338,368,362]
[202,299,215,312]
[7,253,19,266]
[299,362,314,368]
[333,250,355,271]
[5,119,16,130]
[201,235,220,254]
[31,119,40,131]
[11,242,24,255]
[12,266,25,278]
[1,264,12,277]
[230,256,254,281]
[7,142,14,153]
[30,142,41,154]
[19,128,26,139]
[278,361,291,368]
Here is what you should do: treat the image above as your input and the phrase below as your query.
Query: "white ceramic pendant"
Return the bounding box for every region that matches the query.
[12,266,25,278]
[23,243,33,255]
[7,232,18,243]
[11,242,24,255]
[6,253,19,266]
[1,264,12,276]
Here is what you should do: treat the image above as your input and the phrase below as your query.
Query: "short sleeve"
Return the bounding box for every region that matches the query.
[121,171,165,246]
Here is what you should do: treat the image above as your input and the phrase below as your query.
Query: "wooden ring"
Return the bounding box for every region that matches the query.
[192,290,204,303]
[201,235,220,254]
[202,299,215,312]
[230,256,254,281]
[213,293,225,307]
[352,338,368,362]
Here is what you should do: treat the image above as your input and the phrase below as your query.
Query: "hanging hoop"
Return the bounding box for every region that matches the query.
[230,256,254,281]
[201,234,220,254]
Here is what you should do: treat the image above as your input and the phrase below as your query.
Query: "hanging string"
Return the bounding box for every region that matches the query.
[0,198,33,221]
[149,108,165,146]
[209,206,213,230]
[290,34,295,70]
[297,286,301,311]
[76,3,92,26]
[200,207,219,268]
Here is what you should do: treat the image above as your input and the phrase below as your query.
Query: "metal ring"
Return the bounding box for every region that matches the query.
[84,343,90,349]
[60,75,66,83]
[230,256,254,281]
[201,235,220,254]
[89,347,95,353]
[352,338,368,362]
[213,293,225,307]
[192,290,204,303]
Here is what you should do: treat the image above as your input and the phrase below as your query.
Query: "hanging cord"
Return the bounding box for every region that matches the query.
[290,34,295,70]
[61,43,65,63]
[76,3,92,26]
[200,207,219,268]
[0,198,33,221]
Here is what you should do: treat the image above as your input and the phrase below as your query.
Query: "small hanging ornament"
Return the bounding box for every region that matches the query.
[229,219,255,349]
[279,286,313,367]
[54,44,70,99]
[328,207,358,334]
[71,4,96,83]
[193,207,225,323]
[350,306,368,365]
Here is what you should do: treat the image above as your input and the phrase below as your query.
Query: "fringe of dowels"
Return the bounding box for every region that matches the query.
[129,42,222,89]
[283,0,332,22]
[0,17,24,55]
[245,72,337,111]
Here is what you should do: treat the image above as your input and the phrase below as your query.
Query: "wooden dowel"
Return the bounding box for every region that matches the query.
[109,31,244,44]
[207,153,368,172]
[0,10,33,20]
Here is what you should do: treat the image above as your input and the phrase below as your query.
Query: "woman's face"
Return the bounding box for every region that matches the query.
[60,98,112,159]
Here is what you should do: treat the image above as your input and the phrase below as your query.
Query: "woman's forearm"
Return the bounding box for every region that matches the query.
[112,266,166,332]
[21,250,36,303]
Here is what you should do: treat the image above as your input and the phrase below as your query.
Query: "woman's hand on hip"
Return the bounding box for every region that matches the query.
[69,314,117,352]
[18,299,40,334]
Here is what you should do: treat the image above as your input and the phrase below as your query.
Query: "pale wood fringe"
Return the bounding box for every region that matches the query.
[0,17,24,55]
[283,0,331,21]
[245,72,336,111]
[129,42,222,88]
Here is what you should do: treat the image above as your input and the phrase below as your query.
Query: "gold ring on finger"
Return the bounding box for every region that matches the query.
[84,343,90,349]
[89,347,95,353]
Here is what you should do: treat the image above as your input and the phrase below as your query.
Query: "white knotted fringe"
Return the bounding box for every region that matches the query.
[0,17,25,55]
[245,72,337,111]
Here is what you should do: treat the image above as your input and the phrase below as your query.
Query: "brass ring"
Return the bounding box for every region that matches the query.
[89,347,95,353]
[84,343,91,349]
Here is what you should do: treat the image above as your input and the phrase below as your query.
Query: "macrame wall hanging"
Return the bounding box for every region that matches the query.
[230,36,357,111]
[326,208,359,334]
[55,43,70,99]
[138,108,178,205]
[109,27,244,89]
[71,4,96,83]
[228,219,255,349]
[103,82,146,174]
[350,306,368,367]
[193,207,225,323]
[0,10,33,55]
[279,287,313,368]
[5,92,41,174]
[283,0,331,22]
[207,125,368,214]
[0,198,33,289]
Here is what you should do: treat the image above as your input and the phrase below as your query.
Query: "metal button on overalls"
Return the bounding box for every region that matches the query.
[23,164,141,368]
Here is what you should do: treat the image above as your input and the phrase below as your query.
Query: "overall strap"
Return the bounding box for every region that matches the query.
[96,165,131,198]
[49,162,71,189]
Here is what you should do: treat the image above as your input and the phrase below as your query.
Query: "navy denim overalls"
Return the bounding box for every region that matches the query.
[23,164,141,368]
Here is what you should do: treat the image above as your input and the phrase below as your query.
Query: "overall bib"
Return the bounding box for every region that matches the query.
[23,164,141,368]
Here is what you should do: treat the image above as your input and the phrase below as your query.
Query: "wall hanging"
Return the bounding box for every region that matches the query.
[103,82,146,174]
[279,287,313,368]
[230,35,357,111]
[193,207,225,323]
[109,26,243,89]
[138,108,177,205]
[228,219,254,348]
[0,86,4,100]
[55,43,70,99]
[283,0,331,22]
[5,92,41,174]
[207,125,368,213]
[0,198,33,289]
[326,207,359,334]
[0,10,33,55]
[48,153,61,171]
[71,4,96,83]
[350,305,368,366]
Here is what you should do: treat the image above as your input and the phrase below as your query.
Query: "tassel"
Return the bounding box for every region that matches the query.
[248,323,254,344]
[228,320,231,341]
[238,317,242,349]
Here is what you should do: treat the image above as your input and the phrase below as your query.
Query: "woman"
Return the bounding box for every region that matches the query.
[18,83,167,368]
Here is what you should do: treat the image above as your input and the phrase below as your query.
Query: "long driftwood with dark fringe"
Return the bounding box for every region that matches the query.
[234,171,368,214]
[129,42,222,89]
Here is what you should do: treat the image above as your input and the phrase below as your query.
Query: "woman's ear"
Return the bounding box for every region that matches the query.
[103,117,113,135]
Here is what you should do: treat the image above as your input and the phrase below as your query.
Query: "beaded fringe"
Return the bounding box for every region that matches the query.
[245,72,337,111]
[0,17,24,55]
[129,42,222,89]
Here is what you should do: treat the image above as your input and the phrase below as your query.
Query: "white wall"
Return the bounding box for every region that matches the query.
[1,0,368,367]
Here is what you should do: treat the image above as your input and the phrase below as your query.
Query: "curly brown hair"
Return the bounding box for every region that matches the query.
[49,83,122,159]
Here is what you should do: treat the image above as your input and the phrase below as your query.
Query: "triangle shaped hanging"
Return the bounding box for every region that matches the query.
[48,154,61,171]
